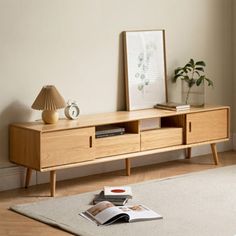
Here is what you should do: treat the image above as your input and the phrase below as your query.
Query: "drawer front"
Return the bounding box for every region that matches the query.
[41,127,95,168]
[95,134,140,158]
[186,109,228,144]
[141,128,183,151]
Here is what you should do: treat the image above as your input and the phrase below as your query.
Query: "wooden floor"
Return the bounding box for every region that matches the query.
[0,150,236,236]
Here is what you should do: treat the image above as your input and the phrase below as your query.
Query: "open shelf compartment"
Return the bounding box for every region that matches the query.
[95,121,140,158]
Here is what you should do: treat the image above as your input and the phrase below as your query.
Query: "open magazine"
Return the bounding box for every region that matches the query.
[80,201,162,226]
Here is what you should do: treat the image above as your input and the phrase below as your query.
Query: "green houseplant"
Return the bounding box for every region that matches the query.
[172,59,213,106]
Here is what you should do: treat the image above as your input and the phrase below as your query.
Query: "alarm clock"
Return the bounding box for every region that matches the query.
[64,101,80,120]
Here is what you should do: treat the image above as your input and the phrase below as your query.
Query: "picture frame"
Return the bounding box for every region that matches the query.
[123,30,167,111]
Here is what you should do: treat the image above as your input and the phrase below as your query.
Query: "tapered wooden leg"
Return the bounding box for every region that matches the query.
[185,147,192,159]
[50,170,56,197]
[211,143,219,165]
[125,158,131,176]
[25,168,32,188]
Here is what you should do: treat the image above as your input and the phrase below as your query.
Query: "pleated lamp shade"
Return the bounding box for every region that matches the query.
[31,85,66,124]
[32,85,66,110]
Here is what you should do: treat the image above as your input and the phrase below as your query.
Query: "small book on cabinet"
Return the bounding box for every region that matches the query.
[154,102,190,111]
[80,201,163,226]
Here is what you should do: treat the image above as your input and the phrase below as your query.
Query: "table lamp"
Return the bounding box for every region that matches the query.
[31,85,66,124]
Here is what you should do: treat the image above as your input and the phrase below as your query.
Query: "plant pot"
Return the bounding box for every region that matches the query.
[182,81,205,107]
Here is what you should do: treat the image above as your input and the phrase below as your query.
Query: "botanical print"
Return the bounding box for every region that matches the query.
[136,42,156,92]
[125,31,166,110]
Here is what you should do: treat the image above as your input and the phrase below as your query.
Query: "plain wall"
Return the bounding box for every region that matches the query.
[0,0,233,167]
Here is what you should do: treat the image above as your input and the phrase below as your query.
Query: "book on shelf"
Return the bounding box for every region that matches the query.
[104,186,133,199]
[154,102,190,111]
[93,191,129,206]
[95,125,125,138]
[96,131,125,138]
[80,201,163,225]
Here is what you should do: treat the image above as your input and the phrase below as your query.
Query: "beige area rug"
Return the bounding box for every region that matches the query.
[10,165,236,236]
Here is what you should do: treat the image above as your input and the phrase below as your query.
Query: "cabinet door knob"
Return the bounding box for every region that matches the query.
[89,136,93,148]
[189,122,192,132]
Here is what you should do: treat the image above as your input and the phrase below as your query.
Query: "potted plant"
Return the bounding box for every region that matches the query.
[172,59,213,106]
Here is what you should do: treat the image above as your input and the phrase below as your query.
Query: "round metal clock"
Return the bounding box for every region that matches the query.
[64,101,80,120]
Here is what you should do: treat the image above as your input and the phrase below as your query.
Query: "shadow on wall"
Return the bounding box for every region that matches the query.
[116,32,126,111]
[0,101,32,167]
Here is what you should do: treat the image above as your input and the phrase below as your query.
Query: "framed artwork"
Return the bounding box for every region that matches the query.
[123,30,167,111]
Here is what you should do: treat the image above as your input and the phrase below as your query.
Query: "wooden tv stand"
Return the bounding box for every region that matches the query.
[9,105,230,196]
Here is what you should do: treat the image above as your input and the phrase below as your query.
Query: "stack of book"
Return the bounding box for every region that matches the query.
[93,186,132,206]
[154,102,190,111]
[82,186,162,225]
[95,125,125,138]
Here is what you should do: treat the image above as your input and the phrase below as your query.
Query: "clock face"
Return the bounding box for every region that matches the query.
[65,105,80,120]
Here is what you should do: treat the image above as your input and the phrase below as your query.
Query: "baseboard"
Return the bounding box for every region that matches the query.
[233,133,236,150]
[0,138,233,191]
[0,166,36,192]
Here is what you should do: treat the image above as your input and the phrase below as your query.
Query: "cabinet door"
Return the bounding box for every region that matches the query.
[186,109,228,144]
[41,127,95,168]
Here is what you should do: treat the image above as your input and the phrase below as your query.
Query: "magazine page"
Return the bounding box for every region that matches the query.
[84,201,128,225]
[118,204,163,222]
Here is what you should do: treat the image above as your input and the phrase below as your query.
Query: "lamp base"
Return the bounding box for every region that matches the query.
[42,110,59,124]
